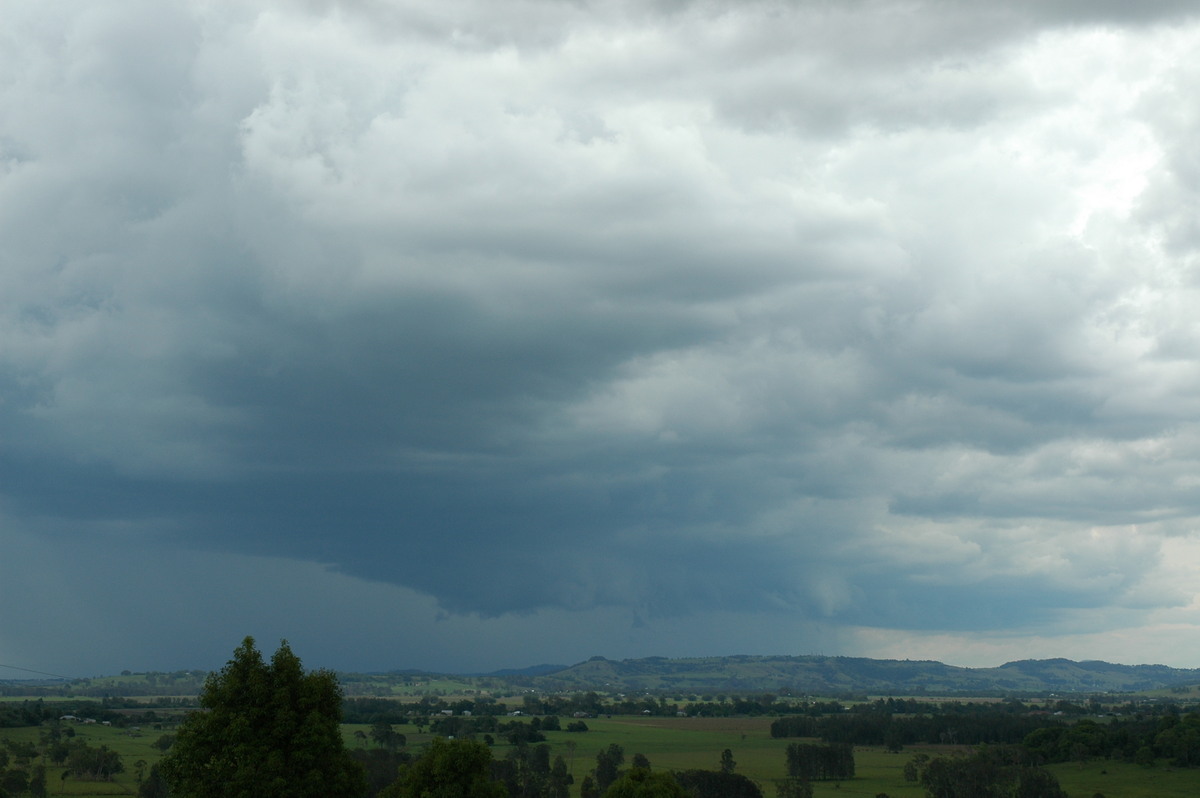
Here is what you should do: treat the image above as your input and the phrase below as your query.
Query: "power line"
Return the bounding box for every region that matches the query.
[0,662,75,680]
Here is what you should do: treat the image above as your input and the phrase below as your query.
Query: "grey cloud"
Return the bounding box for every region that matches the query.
[4,0,1200,673]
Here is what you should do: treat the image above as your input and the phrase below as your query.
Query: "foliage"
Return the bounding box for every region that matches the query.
[350,748,413,797]
[784,742,854,781]
[342,697,415,724]
[772,708,1060,748]
[370,721,406,750]
[595,742,625,792]
[66,741,124,780]
[0,702,52,729]
[0,769,27,795]
[380,737,506,798]
[28,764,46,798]
[1155,713,1200,766]
[160,637,366,798]
[529,654,1200,695]
[921,748,1067,798]
[674,768,763,798]
[773,777,812,798]
[139,764,171,798]
[604,767,689,798]
[548,754,573,798]
[502,719,547,745]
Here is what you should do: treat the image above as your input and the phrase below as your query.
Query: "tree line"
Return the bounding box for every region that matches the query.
[771,710,1056,748]
[770,700,1200,767]
[906,747,1067,798]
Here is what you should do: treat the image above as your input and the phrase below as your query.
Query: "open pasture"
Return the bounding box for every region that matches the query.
[488,716,929,797]
[1047,759,1200,798]
[485,716,1200,798]
[556,715,789,783]
[0,722,167,796]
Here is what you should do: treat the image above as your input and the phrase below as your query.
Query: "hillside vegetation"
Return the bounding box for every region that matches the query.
[7,655,1200,700]
[519,655,1200,696]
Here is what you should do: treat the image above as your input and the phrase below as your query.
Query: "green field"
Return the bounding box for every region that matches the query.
[1046,758,1200,798]
[350,715,1200,798]
[0,723,168,796]
[6,714,1200,796]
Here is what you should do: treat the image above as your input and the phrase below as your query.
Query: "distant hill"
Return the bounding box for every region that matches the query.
[519,655,1200,695]
[480,664,569,678]
[8,655,1200,699]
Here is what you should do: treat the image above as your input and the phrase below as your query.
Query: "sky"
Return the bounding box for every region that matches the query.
[4,0,1200,678]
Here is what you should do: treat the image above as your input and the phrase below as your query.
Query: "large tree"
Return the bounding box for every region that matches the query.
[674,769,762,798]
[379,737,505,798]
[603,768,688,798]
[595,743,625,793]
[160,637,365,798]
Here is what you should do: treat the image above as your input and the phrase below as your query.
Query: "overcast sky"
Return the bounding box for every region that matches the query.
[5,0,1200,678]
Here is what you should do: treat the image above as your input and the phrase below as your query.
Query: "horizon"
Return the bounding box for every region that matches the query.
[5,1,1200,678]
[5,651,1199,683]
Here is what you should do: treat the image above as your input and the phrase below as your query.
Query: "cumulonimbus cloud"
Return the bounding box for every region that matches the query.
[3,0,1200,670]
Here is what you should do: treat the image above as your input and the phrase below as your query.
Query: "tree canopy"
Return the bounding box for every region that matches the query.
[379,737,506,798]
[603,768,688,798]
[160,637,365,798]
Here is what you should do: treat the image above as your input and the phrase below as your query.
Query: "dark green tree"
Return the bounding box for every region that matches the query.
[350,748,413,797]
[370,722,406,751]
[29,765,47,798]
[46,741,69,766]
[675,769,762,798]
[138,764,170,798]
[785,743,854,781]
[1155,712,1200,766]
[380,737,505,798]
[66,743,123,781]
[604,767,687,798]
[596,743,625,792]
[0,770,27,796]
[160,637,366,798]
[922,751,1065,798]
[547,755,573,798]
[1013,767,1067,798]
[775,777,812,798]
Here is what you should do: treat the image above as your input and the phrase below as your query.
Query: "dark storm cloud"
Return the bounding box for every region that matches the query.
[5,0,1200,673]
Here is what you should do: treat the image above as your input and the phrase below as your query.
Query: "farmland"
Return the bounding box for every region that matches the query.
[4,707,1200,796]
[7,652,1200,797]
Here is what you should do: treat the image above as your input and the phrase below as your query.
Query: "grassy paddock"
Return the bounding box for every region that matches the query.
[1048,758,1200,798]
[554,716,788,783]
[0,723,166,796]
[484,717,1200,798]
